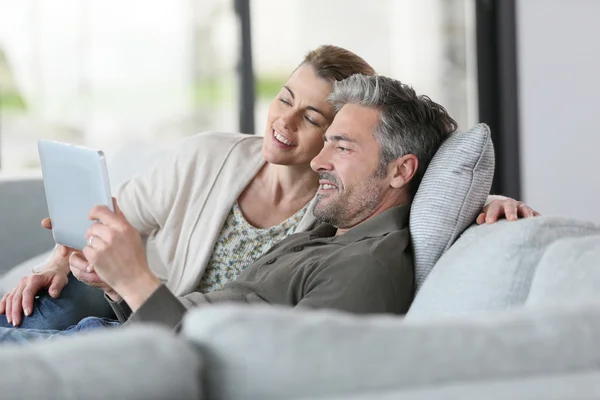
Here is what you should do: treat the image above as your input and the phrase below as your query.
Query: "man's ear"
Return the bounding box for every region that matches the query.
[389,154,418,189]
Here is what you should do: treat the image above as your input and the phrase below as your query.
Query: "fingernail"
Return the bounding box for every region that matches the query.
[51,290,58,297]
[24,309,31,317]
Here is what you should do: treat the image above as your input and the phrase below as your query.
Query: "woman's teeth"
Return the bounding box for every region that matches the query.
[274,131,294,146]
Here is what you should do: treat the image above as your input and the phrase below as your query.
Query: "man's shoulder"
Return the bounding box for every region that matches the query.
[339,229,413,276]
[350,227,411,257]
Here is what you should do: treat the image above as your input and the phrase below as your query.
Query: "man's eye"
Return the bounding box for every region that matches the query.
[338,146,349,153]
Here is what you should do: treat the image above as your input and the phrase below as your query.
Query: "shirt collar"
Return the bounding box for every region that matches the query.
[309,204,411,244]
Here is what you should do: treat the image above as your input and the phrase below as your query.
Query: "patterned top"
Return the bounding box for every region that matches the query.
[197,202,309,292]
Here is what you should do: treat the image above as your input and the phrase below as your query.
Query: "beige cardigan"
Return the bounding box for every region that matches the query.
[115,132,319,296]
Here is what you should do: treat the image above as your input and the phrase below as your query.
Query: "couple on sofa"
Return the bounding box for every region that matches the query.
[0,45,537,343]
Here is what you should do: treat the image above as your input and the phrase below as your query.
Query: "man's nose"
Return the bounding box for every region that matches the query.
[310,147,333,173]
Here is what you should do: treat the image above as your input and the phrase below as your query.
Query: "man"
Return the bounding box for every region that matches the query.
[0,74,532,341]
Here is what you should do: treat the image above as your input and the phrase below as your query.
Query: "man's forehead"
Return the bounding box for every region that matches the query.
[326,104,380,140]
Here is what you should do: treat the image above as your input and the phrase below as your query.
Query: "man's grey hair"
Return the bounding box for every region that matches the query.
[328,74,458,196]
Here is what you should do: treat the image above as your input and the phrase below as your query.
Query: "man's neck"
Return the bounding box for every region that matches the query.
[335,195,410,236]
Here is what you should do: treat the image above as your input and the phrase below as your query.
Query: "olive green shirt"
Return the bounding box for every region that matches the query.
[110,205,414,331]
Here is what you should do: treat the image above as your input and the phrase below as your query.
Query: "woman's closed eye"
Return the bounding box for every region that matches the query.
[304,115,319,127]
[279,97,292,106]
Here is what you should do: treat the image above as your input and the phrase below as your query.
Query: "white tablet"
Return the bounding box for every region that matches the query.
[38,139,113,251]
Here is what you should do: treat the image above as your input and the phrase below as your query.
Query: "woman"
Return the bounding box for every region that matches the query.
[0,45,375,329]
[0,45,535,330]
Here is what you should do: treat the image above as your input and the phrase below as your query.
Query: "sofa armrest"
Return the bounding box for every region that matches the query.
[182,303,600,400]
[0,176,55,274]
[0,326,203,399]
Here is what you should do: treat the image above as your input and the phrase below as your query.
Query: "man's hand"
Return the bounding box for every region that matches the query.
[83,198,160,311]
[0,269,68,327]
[477,198,540,225]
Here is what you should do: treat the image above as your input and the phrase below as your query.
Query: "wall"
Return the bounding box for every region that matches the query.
[517,0,600,222]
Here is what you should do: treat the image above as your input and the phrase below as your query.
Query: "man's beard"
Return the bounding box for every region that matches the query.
[313,171,384,229]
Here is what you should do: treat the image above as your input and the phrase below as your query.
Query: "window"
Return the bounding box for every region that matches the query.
[0,0,238,171]
[251,0,478,136]
[0,0,477,171]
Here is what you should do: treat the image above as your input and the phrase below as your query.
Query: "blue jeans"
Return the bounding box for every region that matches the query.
[0,316,121,344]
[0,273,117,330]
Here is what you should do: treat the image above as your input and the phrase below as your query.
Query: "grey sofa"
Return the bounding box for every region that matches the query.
[1,174,600,399]
[1,126,599,399]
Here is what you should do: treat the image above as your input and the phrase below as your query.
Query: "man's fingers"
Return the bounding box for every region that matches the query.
[41,218,52,230]
[87,223,113,246]
[88,205,122,227]
[71,266,103,285]
[113,197,119,213]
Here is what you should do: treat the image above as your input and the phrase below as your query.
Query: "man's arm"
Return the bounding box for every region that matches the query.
[297,253,414,315]
[109,284,269,331]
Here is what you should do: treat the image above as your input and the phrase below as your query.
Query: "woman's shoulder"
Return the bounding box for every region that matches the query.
[182,131,264,151]
[164,131,264,173]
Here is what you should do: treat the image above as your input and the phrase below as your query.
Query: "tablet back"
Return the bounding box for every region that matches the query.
[38,140,113,251]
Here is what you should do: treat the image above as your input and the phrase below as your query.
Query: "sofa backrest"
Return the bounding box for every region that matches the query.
[0,176,55,273]
[406,216,600,320]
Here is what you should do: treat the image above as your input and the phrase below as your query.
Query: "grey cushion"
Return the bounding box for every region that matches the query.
[305,371,600,400]
[527,234,600,307]
[410,123,495,290]
[407,216,600,320]
[0,177,55,274]
[0,326,203,400]
[0,251,52,295]
[182,303,600,400]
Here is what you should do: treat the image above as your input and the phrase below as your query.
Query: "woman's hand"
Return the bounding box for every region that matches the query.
[68,252,119,300]
[0,268,68,327]
[0,217,78,327]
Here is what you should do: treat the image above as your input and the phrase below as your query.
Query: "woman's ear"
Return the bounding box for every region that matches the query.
[389,154,418,189]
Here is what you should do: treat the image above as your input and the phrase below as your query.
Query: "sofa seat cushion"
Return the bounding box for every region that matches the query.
[181,302,600,400]
[0,326,203,399]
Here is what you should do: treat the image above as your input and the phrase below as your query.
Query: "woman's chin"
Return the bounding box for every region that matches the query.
[262,144,294,165]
